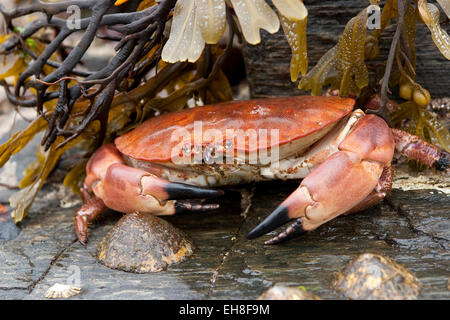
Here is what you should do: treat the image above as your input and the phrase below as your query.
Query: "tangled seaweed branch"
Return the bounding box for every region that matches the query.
[0,0,177,150]
[369,0,408,125]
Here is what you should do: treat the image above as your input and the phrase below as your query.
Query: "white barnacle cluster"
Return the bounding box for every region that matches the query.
[162,0,307,63]
[45,283,81,299]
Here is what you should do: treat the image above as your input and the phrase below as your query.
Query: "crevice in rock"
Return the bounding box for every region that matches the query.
[375,233,400,248]
[386,197,448,250]
[0,286,28,291]
[207,187,255,297]
[27,238,78,294]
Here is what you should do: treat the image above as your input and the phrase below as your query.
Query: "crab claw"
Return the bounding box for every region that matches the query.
[248,114,395,244]
[246,185,313,240]
[246,185,313,241]
[247,206,291,240]
[247,152,385,243]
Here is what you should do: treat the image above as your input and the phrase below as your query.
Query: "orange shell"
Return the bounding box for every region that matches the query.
[115,96,355,162]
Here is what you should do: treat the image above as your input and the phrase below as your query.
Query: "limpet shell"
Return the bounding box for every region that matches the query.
[333,253,421,300]
[96,212,195,273]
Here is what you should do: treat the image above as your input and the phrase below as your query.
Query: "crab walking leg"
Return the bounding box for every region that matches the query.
[74,143,223,244]
[74,187,107,245]
[247,114,395,242]
[391,129,449,171]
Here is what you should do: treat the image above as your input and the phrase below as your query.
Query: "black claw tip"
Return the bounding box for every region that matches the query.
[165,183,224,200]
[246,205,291,240]
[434,151,449,171]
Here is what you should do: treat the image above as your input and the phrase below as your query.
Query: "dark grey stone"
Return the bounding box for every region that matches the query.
[0,212,21,242]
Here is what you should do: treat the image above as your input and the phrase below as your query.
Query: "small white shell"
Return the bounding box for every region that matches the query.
[45,283,81,299]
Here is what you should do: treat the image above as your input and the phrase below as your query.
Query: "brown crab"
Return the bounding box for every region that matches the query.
[74,96,448,245]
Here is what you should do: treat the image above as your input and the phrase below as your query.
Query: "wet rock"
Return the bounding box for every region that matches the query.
[333,253,422,300]
[0,207,20,242]
[258,284,322,300]
[96,212,195,273]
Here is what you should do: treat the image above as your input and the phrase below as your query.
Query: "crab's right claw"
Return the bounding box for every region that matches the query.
[247,151,385,244]
[246,186,311,240]
[248,114,395,244]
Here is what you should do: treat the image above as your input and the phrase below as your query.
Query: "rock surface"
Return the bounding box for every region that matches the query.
[0,105,449,300]
[96,212,195,273]
[0,177,448,300]
[0,207,20,242]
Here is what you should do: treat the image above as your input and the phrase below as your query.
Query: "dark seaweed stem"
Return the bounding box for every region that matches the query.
[371,0,408,125]
[0,0,178,150]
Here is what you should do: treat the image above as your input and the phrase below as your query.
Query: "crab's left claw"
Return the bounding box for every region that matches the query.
[248,114,395,244]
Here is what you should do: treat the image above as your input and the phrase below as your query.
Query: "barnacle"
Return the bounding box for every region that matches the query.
[45,284,81,299]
